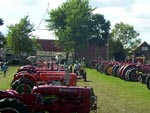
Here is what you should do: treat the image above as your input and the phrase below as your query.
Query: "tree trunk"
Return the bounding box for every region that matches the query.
[65,51,69,61]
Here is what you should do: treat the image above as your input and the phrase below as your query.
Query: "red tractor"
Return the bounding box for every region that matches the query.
[10,64,79,94]
[11,69,77,94]
[0,85,97,113]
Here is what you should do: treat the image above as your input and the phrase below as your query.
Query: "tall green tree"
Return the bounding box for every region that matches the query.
[0,34,6,48]
[0,18,4,25]
[0,18,6,48]
[31,37,42,55]
[6,16,38,56]
[110,22,141,61]
[111,22,141,50]
[88,13,110,59]
[46,0,92,60]
[109,37,126,61]
[89,13,110,46]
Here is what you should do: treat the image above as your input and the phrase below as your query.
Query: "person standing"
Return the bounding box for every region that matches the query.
[2,63,8,77]
[74,61,79,75]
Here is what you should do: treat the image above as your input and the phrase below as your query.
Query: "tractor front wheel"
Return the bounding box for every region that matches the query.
[0,98,29,113]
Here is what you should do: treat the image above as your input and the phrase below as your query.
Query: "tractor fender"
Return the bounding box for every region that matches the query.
[12,73,36,85]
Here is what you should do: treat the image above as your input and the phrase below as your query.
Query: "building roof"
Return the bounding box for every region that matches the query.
[38,39,63,52]
[135,41,150,50]
[140,41,149,46]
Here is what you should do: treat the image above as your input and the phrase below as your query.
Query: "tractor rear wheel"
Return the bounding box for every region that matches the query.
[126,68,139,81]
[11,78,35,94]
[0,98,29,113]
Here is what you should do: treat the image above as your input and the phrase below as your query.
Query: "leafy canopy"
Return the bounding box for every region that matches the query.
[89,13,110,46]
[111,22,141,50]
[6,16,39,55]
[0,18,6,48]
[0,18,4,25]
[46,0,92,58]
[109,22,141,61]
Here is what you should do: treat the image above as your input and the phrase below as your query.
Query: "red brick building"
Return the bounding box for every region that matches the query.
[37,39,107,61]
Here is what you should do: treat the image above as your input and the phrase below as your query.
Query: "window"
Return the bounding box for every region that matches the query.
[142,47,148,51]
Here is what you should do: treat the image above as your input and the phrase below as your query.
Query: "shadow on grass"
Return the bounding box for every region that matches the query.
[77,79,93,82]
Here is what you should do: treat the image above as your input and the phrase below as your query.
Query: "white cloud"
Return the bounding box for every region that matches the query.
[0,0,67,39]
[132,4,150,18]
[0,0,150,43]
[92,0,150,43]
[93,7,138,28]
[32,30,56,39]
[0,0,39,5]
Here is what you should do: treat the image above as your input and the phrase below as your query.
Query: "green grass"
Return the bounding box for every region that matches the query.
[0,65,19,90]
[0,66,150,113]
[78,68,150,113]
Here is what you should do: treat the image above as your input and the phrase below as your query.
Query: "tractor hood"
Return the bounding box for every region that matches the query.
[32,85,92,95]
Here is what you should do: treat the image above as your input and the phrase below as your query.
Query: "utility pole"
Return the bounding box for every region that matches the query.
[106,33,109,60]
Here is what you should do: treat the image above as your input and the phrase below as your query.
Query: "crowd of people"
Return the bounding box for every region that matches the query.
[32,58,87,82]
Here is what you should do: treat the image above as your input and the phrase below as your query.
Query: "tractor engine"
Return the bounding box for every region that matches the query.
[0,85,97,113]
[26,85,97,113]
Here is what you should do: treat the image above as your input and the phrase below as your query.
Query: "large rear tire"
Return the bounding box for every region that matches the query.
[11,78,35,94]
[0,98,29,113]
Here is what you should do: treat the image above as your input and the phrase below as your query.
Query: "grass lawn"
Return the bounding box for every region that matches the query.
[0,66,150,113]
[0,65,19,90]
[78,68,150,113]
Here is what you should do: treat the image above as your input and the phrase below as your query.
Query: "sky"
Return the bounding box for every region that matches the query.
[0,0,150,43]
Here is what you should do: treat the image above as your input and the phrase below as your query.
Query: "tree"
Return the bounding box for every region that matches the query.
[0,34,6,48]
[88,13,111,59]
[0,18,6,48]
[89,13,110,46]
[111,22,141,61]
[109,37,126,61]
[31,37,42,55]
[45,0,92,60]
[6,16,39,58]
[0,18,4,25]
[111,22,141,51]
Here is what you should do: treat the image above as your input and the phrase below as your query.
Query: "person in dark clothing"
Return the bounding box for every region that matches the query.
[2,63,8,77]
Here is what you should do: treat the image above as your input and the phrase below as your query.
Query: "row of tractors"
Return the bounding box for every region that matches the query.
[0,62,97,113]
[88,60,150,90]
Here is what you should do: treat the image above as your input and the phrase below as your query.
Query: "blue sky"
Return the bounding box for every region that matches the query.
[0,0,150,43]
